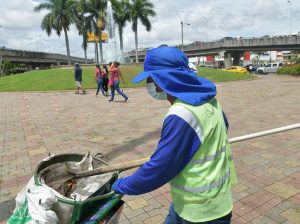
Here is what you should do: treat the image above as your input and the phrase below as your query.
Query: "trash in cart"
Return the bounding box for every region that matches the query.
[8,153,123,224]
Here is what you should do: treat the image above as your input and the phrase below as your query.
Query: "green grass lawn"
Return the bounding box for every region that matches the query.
[0,65,255,92]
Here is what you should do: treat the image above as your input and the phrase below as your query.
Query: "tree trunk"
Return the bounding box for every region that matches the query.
[134,27,138,63]
[63,27,71,65]
[118,25,123,54]
[99,30,104,63]
[84,49,87,65]
[95,42,99,64]
[82,36,87,65]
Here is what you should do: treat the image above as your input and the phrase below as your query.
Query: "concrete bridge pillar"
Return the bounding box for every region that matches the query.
[232,52,243,66]
[224,52,232,69]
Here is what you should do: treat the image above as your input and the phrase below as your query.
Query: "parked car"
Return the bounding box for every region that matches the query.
[244,64,257,72]
[257,62,283,74]
[261,35,273,38]
[233,36,244,40]
[220,37,234,41]
[224,66,248,74]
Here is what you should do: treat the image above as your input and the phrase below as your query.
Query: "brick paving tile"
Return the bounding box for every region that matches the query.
[242,209,262,223]
[250,215,278,224]
[118,220,131,224]
[265,182,299,199]
[123,208,145,219]
[234,201,254,216]
[155,195,170,208]
[290,193,300,206]
[143,198,163,212]
[232,216,248,224]
[119,214,129,223]
[265,207,288,223]
[146,208,164,217]
[277,200,294,211]
[150,189,161,197]
[256,202,275,214]
[282,221,297,224]
[127,198,149,210]
[1,75,300,223]
[162,192,172,202]
[129,213,150,224]
[144,214,164,224]
[268,196,283,206]
[231,212,239,221]
[280,208,300,223]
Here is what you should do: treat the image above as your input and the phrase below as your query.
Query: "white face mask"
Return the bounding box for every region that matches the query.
[146,82,168,100]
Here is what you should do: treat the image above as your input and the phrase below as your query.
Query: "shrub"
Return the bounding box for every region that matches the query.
[1,61,28,77]
[277,64,300,76]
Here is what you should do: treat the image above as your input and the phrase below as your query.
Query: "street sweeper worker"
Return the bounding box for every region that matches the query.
[112,45,237,224]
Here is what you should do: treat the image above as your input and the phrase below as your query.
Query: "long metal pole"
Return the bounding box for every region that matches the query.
[73,123,300,178]
[288,0,292,35]
[202,17,208,41]
[229,123,300,143]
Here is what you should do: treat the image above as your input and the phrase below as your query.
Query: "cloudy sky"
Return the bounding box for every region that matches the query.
[0,0,300,61]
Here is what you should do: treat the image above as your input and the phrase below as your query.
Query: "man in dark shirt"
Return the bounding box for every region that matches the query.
[74,63,86,94]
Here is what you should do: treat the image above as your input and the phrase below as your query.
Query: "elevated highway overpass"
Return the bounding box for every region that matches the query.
[124,35,300,68]
[0,47,93,69]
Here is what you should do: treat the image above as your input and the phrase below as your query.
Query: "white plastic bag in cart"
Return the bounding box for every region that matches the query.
[7,177,58,224]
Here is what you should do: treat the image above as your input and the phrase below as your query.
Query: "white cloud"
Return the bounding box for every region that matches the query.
[0,0,45,30]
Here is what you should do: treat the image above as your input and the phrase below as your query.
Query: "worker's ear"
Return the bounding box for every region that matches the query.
[146,77,154,83]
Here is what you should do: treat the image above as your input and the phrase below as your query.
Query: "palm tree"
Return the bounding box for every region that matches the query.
[82,0,108,63]
[111,0,131,54]
[130,0,156,63]
[72,0,94,64]
[34,0,75,65]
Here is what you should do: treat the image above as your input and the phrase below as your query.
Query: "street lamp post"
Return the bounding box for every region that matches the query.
[35,34,42,52]
[181,21,190,51]
[288,0,292,35]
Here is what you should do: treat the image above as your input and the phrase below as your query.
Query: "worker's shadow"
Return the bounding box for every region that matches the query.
[103,128,161,162]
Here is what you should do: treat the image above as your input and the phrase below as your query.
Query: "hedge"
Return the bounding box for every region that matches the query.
[277,64,300,76]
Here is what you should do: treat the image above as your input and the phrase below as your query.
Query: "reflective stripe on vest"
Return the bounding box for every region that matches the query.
[166,104,204,143]
[171,170,230,193]
[188,145,226,165]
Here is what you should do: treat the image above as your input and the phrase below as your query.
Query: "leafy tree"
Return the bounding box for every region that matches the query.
[72,0,94,64]
[34,0,75,65]
[111,0,131,54]
[130,0,156,63]
[82,0,108,63]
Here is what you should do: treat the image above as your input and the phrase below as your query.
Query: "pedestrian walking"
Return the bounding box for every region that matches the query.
[94,64,105,97]
[102,65,109,96]
[108,61,129,102]
[112,46,237,223]
[74,63,86,94]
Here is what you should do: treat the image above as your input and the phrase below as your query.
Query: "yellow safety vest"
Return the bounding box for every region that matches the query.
[170,98,237,222]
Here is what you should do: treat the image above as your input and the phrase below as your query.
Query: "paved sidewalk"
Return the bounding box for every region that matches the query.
[0,75,300,223]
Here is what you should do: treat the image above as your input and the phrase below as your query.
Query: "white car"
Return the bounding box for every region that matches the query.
[257,62,283,74]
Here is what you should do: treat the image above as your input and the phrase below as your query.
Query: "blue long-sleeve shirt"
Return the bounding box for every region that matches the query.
[112,105,229,195]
